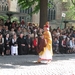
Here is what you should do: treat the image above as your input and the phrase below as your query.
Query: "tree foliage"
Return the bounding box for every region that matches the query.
[71,0,75,5]
[18,0,54,14]
[18,0,40,14]
[18,0,57,28]
[18,0,48,28]
[0,15,8,21]
[66,0,75,20]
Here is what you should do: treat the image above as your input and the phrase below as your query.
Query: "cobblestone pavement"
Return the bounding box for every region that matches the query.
[0,54,75,75]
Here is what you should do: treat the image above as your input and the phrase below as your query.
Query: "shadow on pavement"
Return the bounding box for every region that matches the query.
[0,54,75,69]
[0,61,48,69]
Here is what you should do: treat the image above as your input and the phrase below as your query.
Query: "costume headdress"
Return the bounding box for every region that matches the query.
[44,22,50,30]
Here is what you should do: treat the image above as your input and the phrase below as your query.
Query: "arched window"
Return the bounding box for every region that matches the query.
[48,9,56,21]
[48,0,56,21]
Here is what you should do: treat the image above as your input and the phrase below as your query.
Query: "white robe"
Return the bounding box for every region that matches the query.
[11,39,18,55]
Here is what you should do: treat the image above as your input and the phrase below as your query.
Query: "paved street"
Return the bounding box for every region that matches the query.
[0,54,75,75]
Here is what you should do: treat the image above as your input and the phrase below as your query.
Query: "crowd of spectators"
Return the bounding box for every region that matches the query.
[0,19,75,56]
[0,19,42,56]
[52,26,75,54]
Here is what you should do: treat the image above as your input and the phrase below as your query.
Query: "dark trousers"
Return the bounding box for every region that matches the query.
[18,46,28,55]
[0,44,4,55]
[60,46,66,54]
[32,46,38,55]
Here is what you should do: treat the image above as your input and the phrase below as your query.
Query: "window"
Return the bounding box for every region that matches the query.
[48,8,56,21]
[48,0,56,21]
[20,8,26,13]
[48,9,56,21]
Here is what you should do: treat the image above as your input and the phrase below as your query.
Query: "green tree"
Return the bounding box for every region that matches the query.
[71,0,75,5]
[0,15,8,21]
[66,0,75,20]
[18,0,48,28]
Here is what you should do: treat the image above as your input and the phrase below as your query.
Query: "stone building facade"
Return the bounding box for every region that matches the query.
[0,0,8,13]
[0,0,69,28]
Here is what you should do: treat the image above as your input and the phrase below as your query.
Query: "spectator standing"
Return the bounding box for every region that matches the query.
[66,37,70,53]
[59,33,63,54]
[17,33,27,55]
[16,26,22,37]
[0,26,3,34]
[10,34,18,55]
[61,38,67,54]
[4,33,11,55]
[32,36,38,55]
[0,33,4,56]
[9,28,16,39]
[69,37,75,53]
[5,20,11,30]
[4,26,10,37]
[26,34,32,54]
[53,37,59,53]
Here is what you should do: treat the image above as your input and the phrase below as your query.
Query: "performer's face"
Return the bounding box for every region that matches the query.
[46,22,49,26]
[44,27,46,31]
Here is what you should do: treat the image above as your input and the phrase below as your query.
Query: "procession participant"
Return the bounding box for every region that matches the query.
[36,22,53,63]
[36,33,46,55]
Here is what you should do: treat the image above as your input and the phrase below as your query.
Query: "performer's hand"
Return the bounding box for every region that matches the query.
[45,39,47,44]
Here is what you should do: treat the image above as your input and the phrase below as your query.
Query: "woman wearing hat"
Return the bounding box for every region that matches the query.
[36,22,53,63]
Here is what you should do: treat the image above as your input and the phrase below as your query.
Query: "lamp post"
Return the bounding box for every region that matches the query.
[63,20,68,29]
[60,12,66,29]
[6,12,13,20]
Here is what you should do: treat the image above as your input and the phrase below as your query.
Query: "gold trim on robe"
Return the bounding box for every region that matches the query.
[39,31,53,56]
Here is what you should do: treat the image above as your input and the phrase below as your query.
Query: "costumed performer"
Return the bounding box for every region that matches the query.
[36,22,53,63]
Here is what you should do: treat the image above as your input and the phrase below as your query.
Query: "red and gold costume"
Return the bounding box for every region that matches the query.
[39,22,53,60]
